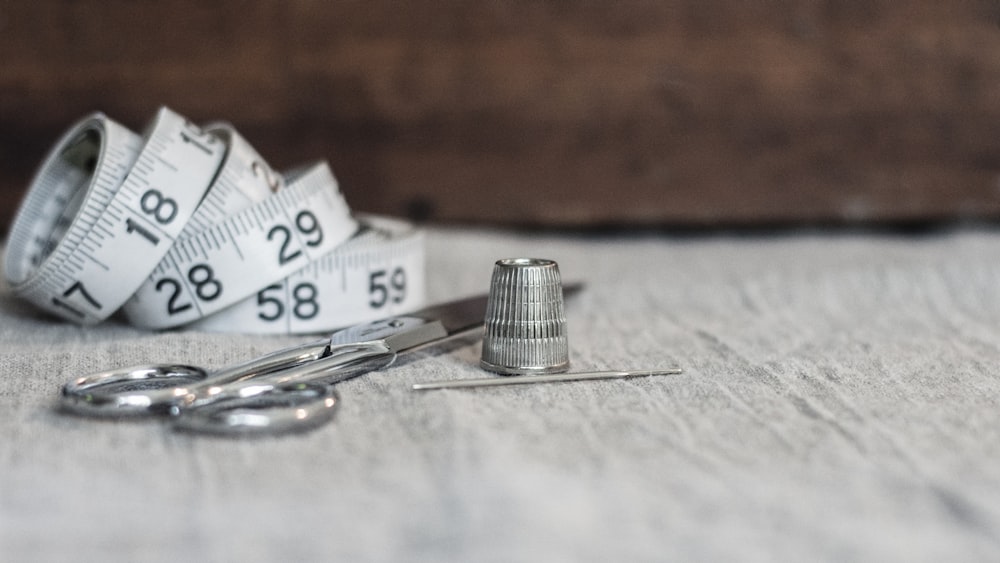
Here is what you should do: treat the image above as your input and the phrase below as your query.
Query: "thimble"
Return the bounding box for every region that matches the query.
[480,258,569,375]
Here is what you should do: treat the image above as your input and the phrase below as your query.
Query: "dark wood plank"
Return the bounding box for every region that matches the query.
[3,0,1000,230]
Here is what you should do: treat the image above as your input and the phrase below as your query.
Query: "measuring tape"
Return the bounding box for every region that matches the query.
[3,107,426,334]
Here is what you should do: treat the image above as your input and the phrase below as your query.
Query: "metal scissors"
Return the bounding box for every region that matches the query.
[61,289,566,436]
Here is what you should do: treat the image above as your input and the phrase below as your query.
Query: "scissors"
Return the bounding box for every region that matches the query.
[61,286,578,435]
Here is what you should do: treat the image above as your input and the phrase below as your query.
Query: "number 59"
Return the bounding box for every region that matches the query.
[369,268,406,308]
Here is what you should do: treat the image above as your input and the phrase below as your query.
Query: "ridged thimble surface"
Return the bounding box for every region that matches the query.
[480,258,569,375]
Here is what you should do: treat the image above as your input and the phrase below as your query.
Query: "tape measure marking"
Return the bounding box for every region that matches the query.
[178,123,283,237]
[190,215,425,334]
[5,114,143,322]
[123,162,357,328]
[7,109,230,323]
[5,107,426,334]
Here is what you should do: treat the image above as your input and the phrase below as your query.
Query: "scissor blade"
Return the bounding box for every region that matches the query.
[333,281,582,354]
[411,281,583,337]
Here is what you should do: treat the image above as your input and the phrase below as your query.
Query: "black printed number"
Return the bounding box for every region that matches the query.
[267,225,299,264]
[294,210,323,247]
[51,281,103,318]
[267,210,324,265]
[125,188,175,245]
[292,283,319,320]
[140,189,178,224]
[125,218,160,246]
[256,284,284,321]
[256,282,319,322]
[188,264,222,301]
[156,278,192,315]
[368,267,406,309]
[156,264,222,316]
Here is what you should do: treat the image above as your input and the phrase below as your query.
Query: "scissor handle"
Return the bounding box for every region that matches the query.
[178,339,398,409]
[60,338,331,418]
[171,382,339,436]
[61,364,209,417]
[171,340,397,434]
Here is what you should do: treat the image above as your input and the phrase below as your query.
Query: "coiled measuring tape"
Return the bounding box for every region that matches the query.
[3,107,425,334]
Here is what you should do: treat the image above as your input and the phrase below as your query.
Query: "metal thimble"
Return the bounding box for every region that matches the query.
[480,258,569,375]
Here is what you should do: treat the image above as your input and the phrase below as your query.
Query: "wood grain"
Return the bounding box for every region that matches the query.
[3,1,1000,229]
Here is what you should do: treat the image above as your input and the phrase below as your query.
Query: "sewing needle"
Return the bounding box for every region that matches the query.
[411,368,683,391]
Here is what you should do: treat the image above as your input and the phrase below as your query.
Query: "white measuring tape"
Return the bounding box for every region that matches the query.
[3,107,425,334]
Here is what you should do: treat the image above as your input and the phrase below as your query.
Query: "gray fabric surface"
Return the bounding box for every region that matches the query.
[2,226,999,561]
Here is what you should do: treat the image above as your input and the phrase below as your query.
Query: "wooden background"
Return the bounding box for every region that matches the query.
[3,1,1000,230]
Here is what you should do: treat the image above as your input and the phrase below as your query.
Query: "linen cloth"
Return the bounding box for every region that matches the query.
[1,225,999,561]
